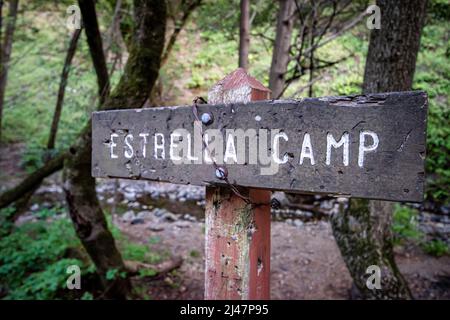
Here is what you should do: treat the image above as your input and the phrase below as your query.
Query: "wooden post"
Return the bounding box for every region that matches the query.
[205,68,272,300]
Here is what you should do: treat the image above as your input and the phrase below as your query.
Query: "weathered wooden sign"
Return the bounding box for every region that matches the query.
[92,91,428,202]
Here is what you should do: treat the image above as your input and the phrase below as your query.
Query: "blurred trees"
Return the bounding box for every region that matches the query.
[63,0,166,299]
[269,0,369,98]
[0,0,19,143]
[0,0,167,299]
[238,0,250,69]
[269,0,296,98]
[47,29,82,151]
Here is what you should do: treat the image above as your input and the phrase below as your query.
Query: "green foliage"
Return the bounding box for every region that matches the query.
[138,268,157,278]
[21,141,44,172]
[392,205,449,257]
[106,214,163,265]
[106,268,127,280]
[80,292,94,300]
[5,258,83,300]
[0,208,167,299]
[422,239,449,257]
[414,21,450,205]
[186,31,238,90]
[189,250,200,258]
[392,204,423,244]
[428,0,450,21]
[0,207,16,237]
[122,242,162,265]
[0,214,92,299]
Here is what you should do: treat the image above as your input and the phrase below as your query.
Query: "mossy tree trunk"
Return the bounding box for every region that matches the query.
[64,0,166,299]
[331,0,427,299]
[0,0,19,144]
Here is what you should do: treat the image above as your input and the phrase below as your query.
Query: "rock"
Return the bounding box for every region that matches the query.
[121,211,136,222]
[130,218,145,225]
[137,211,152,220]
[177,189,188,198]
[182,214,196,222]
[30,203,39,211]
[128,201,140,208]
[147,225,164,232]
[106,197,115,204]
[197,200,206,207]
[169,193,177,201]
[303,211,313,219]
[123,191,136,201]
[41,201,52,208]
[153,208,166,217]
[293,220,304,228]
[37,184,63,194]
[164,212,178,222]
[320,200,334,210]
[175,221,191,228]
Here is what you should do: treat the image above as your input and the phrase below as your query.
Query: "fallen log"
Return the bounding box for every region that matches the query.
[0,151,67,209]
[124,256,183,278]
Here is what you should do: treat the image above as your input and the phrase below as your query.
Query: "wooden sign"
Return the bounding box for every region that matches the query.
[92,91,428,202]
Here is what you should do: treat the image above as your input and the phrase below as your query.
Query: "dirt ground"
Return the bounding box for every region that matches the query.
[119,218,450,300]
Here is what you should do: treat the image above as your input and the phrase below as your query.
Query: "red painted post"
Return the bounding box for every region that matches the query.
[205,68,272,300]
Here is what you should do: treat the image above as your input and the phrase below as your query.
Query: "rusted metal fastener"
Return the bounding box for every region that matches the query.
[270,198,281,209]
[215,167,228,180]
[201,112,214,125]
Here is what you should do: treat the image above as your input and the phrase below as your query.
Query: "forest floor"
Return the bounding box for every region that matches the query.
[2,143,450,300]
[118,214,450,300]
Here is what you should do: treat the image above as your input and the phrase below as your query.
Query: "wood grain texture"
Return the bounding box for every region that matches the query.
[92,91,428,202]
[204,68,271,300]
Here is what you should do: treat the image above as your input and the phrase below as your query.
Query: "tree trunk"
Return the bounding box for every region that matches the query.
[269,0,295,99]
[47,28,82,150]
[104,0,123,59]
[78,0,110,105]
[0,0,19,144]
[160,0,201,67]
[238,0,250,70]
[64,0,166,299]
[307,1,317,97]
[331,0,427,300]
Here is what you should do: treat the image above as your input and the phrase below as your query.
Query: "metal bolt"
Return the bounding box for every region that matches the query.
[201,112,213,125]
[270,198,281,209]
[215,167,227,180]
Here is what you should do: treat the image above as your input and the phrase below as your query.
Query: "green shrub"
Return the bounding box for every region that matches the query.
[422,239,449,257]
[122,242,162,265]
[0,206,16,237]
[0,214,91,299]
[5,258,84,300]
[392,204,423,244]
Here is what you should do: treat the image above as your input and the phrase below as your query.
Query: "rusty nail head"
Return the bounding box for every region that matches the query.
[215,167,227,180]
[201,112,213,125]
